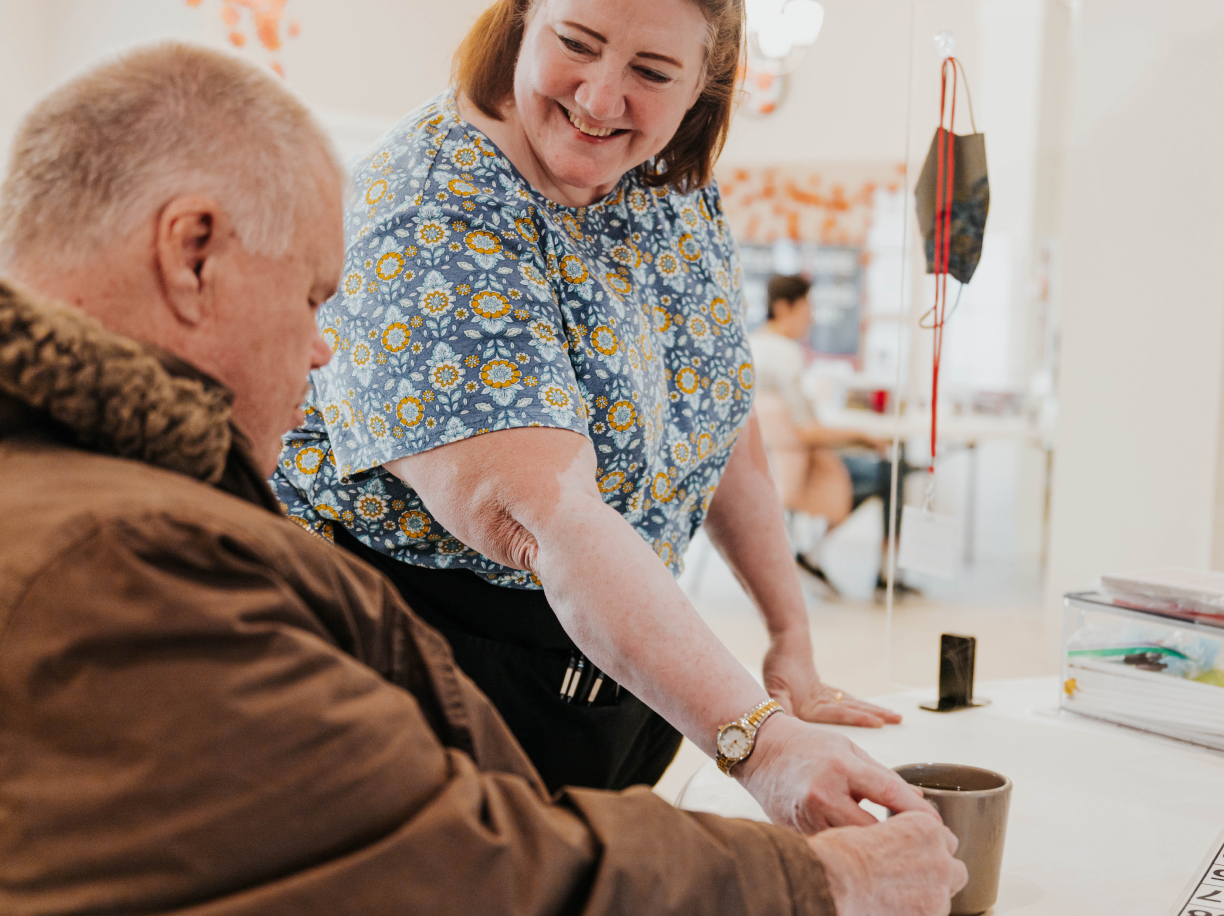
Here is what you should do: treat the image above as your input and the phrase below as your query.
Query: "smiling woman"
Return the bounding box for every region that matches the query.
[273,0,924,836]
[456,0,742,200]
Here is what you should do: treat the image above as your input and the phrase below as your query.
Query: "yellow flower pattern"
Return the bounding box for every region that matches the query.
[273,94,752,586]
[382,322,410,352]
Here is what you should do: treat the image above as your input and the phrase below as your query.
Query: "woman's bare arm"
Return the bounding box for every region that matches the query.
[384,427,930,831]
[703,416,900,728]
[704,415,812,643]
[385,427,763,756]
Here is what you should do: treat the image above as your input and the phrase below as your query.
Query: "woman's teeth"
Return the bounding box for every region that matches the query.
[566,108,619,138]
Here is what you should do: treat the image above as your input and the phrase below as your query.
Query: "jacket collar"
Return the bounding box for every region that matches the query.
[0,278,277,509]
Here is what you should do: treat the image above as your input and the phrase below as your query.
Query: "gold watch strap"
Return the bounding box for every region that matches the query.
[716,699,784,774]
[745,699,783,729]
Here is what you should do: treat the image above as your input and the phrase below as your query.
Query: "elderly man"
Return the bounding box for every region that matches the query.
[0,43,965,916]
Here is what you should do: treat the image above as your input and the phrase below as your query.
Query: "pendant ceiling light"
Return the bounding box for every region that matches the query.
[740,0,823,116]
[746,0,825,75]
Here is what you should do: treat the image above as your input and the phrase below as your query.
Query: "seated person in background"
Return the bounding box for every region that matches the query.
[749,275,897,557]
[0,43,965,916]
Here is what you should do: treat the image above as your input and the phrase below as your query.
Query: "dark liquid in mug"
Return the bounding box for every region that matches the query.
[897,765,1008,793]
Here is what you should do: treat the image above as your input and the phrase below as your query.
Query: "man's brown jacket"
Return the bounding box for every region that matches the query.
[0,282,835,916]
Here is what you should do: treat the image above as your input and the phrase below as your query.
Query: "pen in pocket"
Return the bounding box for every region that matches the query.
[585,670,606,706]
[565,655,587,703]
[559,652,578,699]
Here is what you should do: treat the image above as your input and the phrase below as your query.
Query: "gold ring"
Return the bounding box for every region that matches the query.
[834,690,844,704]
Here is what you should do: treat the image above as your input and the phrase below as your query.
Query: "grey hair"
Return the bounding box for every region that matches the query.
[0,41,342,270]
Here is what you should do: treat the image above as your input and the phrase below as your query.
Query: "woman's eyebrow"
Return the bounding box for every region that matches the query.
[637,51,683,68]
[561,21,608,43]
[559,20,684,69]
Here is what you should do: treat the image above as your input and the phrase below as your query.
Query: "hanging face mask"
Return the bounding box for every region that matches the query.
[915,58,989,284]
[902,56,991,572]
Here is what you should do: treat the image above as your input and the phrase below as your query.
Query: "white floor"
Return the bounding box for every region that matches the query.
[653,532,1058,803]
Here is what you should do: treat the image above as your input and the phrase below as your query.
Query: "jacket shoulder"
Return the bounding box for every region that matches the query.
[0,439,411,674]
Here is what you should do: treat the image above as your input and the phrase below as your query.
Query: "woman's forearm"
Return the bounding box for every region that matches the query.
[531,492,770,756]
[387,426,920,826]
[387,428,770,757]
[704,415,813,644]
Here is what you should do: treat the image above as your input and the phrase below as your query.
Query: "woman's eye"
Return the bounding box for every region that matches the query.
[560,36,591,54]
[636,68,671,84]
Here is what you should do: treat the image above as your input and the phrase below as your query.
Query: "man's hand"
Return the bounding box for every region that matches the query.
[808,813,969,916]
[737,714,934,833]
[763,633,902,729]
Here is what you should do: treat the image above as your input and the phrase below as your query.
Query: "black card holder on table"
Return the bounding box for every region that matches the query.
[921,634,990,712]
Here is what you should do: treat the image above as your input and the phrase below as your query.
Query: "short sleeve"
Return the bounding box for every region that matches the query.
[313,193,588,480]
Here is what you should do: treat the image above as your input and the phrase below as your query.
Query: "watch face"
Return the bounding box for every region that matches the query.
[717,724,752,759]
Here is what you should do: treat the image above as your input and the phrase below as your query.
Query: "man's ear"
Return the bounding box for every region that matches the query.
[155,195,226,326]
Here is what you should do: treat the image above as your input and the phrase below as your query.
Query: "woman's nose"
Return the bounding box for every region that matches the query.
[573,66,626,123]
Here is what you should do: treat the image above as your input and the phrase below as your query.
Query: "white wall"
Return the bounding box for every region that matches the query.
[0,2,54,173]
[721,0,913,164]
[1044,0,1224,645]
[273,0,488,122]
[0,0,918,169]
[0,0,492,172]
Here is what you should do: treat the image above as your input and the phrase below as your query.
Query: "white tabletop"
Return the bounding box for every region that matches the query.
[676,678,1224,915]
[819,408,1047,447]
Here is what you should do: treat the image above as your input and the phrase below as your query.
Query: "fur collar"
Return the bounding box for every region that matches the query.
[0,279,234,485]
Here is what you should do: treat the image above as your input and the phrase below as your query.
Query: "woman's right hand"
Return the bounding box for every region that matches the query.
[737,713,936,833]
[808,812,969,916]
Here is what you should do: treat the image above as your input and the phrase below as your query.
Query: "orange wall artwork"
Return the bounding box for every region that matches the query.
[715,162,906,247]
[184,0,300,75]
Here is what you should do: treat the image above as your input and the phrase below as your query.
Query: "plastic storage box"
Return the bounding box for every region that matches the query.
[1061,591,1224,751]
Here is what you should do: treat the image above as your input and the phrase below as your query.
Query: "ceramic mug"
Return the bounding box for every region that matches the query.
[894,763,1012,916]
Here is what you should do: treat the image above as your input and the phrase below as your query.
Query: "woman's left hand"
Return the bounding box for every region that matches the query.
[763,633,902,728]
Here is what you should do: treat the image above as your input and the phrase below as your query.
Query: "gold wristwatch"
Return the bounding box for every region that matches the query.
[715,699,783,775]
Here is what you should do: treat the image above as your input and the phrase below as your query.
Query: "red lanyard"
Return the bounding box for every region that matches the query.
[929,57,959,475]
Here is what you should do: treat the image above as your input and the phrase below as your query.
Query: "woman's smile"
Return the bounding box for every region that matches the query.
[560,102,629,141]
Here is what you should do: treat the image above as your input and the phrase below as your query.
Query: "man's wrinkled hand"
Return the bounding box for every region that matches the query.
[807,812,968,916]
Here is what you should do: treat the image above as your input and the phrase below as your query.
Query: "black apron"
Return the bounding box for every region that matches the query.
[333,526,683,794]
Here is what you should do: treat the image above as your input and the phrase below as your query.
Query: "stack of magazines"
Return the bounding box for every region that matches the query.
[1100,568,1224,627]
[1063,570,1224,751]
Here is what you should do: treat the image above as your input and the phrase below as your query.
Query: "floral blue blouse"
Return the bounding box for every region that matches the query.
[273,93,754,588]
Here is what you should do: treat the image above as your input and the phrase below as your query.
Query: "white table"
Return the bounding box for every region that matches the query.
[820,409,1053,566]
[820,409,1046,449]
[677,678,1224,915]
